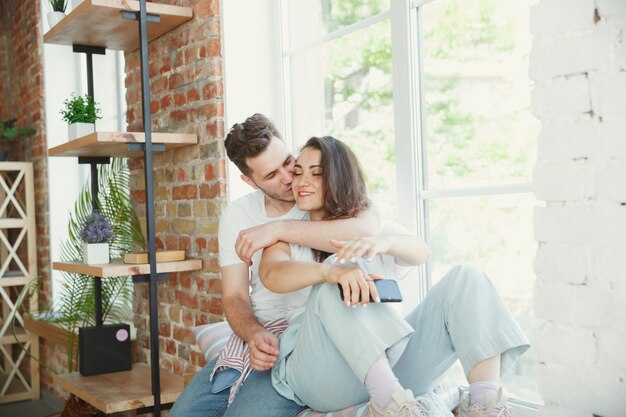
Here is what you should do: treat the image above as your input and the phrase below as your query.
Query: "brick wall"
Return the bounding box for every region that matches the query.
[0,1,8,119]
[531,0,626,416]
[125,0,226,376]
[0,0,54,394]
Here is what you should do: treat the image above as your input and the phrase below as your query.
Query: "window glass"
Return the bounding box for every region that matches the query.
[420,0,539,189]
[418,1,541,402]
[288,0,390,49]
[289,19,397,220]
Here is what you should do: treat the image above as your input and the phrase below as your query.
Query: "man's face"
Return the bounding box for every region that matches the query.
[243,137,296,203]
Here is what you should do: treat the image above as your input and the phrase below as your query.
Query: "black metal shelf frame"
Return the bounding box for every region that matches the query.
[71,2,167,415]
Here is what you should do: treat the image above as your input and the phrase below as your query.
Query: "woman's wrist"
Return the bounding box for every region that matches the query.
[320,263,334,284]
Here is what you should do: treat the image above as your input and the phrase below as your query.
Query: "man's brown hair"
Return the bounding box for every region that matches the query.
[224,113,282,176]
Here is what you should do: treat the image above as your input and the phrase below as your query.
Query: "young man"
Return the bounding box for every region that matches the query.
[168,114,378,417]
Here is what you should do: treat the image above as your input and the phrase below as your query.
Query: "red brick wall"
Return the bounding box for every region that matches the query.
[0,1,8,119]
[125,0,226,375]
[0,0,53,393]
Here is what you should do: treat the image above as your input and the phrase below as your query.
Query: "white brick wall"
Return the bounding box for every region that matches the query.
[530,0,596,38]
[532,0,626,415]
[532,75,592,116]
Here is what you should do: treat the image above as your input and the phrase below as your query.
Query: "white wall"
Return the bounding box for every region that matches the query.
[41,0,125,300]
[530,0,626,415]
[221,0,286,201]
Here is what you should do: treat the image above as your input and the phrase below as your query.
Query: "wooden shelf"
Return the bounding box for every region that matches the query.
[52,258,202,278]
[44,0,193,51]
[53,363,183,413]
[24,316,78,351]
[48,131,198,157]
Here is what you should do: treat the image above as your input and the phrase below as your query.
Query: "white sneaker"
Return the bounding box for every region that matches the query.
[414,391,454,417]
[458,388,514,417]
[367,389,454,417]
[367,389,425,417]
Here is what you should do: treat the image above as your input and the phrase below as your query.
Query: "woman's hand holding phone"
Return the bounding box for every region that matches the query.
[321,264,380,308]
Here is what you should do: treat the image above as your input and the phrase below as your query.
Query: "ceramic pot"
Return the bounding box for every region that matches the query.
[82,242,109,265]
[68,122,95,140]
[47,11,66,29]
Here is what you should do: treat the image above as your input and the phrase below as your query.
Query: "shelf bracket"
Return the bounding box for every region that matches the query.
[78,156,111,328]
[121,11,161,23]
[128,143,165,152]
[72,45,106,129]
[132,273,170,284]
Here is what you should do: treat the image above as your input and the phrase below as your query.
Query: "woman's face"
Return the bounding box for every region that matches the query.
[293,147,325,220]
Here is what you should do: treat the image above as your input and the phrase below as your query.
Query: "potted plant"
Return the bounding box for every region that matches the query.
[0,119,35,161]
[79,211,115,265]
[60,94,102,140]
[47,0,68,29]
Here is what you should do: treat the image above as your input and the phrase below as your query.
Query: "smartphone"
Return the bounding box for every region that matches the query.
[337,279,403,303]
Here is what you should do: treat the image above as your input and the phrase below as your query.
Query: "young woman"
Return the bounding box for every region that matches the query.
[259,136,529,417]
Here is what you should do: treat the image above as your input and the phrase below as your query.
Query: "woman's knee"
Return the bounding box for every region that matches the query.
[317,282,342,304]
[439,264,493,294]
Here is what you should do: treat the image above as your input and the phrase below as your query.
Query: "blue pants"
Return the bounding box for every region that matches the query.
[168,356,306,417]
[272,264,531,412]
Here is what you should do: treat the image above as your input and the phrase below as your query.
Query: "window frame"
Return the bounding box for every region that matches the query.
[279,1,539,408]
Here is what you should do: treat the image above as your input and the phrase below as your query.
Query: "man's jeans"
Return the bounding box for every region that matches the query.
[168,357,306,417]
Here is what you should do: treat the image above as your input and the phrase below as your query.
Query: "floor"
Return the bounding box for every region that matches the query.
[0,390,64,417]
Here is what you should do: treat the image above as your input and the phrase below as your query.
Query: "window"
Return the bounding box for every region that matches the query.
[282,0,541,407]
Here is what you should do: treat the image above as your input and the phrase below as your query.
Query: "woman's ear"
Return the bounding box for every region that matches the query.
[241,174,258,190]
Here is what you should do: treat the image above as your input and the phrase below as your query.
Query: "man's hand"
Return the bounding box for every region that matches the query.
[236,222,283,265]
[248,329,280,371]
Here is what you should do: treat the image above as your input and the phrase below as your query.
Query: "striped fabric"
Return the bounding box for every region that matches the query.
[192,321,233,363]
[192,321,461,416]
[211,317,289,404]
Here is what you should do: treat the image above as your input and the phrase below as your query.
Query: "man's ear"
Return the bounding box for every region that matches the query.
[241,174,258,190]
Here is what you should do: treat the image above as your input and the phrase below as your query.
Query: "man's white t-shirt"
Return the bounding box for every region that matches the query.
[218,190,311,322]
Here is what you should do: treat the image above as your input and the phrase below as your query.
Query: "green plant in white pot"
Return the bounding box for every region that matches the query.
[79,211,115,265]
[60,94,102,140]
[47,0,68,29]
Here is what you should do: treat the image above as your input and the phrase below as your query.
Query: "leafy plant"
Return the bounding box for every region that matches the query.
[79,212,115,244]
[16,158,145,373]
[60,94,103,124]
[55,157,145,371]
[0,118,35,142]
[48,0,68,13]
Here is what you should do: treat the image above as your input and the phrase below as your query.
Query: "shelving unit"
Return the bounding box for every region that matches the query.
[0,162,39,405]
[44,1,197,415]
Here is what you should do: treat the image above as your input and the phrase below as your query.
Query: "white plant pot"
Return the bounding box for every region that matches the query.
[68,122,95,140]
[47,11,66,29]
[83,242,110,265]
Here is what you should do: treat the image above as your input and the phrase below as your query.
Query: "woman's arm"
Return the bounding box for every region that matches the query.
[235,206,379,265]
[259,242,380,307]
[259,242,329,293]
[330,234,431,266]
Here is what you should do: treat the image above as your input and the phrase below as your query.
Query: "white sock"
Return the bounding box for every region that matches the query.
[364,354,404,408]
[469,381,500,407]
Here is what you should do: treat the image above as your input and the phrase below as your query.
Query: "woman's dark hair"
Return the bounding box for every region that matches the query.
[301,136,369,261]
